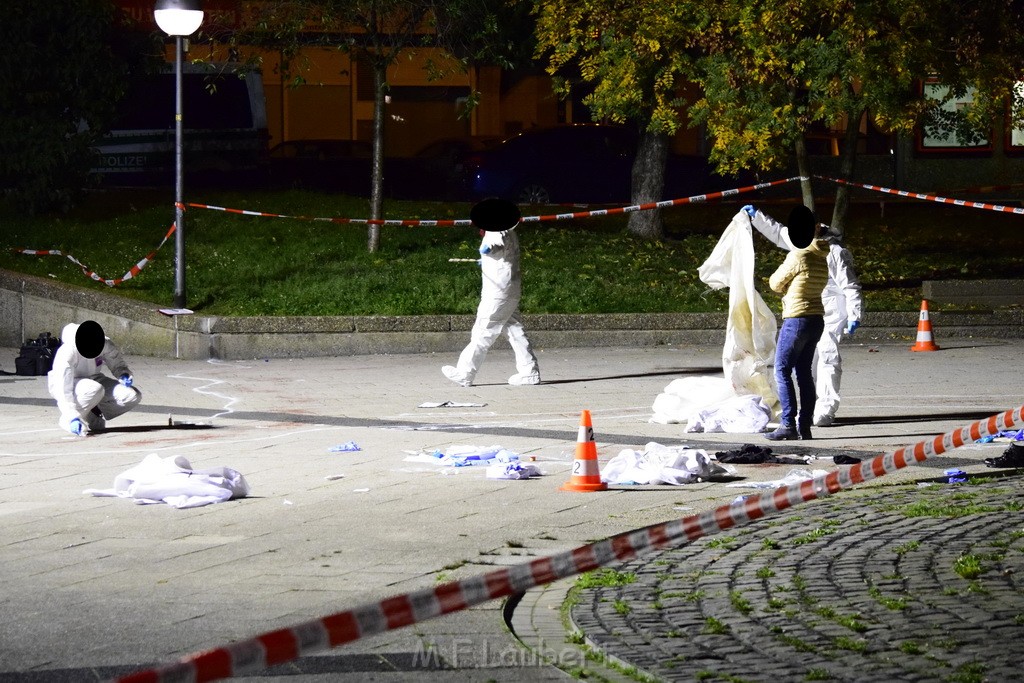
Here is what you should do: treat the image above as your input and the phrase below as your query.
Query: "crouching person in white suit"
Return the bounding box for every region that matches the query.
[47,320,142,436]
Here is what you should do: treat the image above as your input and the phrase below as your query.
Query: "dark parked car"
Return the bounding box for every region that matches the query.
[268,139,372,194]
[462,124,747,205]
[387,136,503,200]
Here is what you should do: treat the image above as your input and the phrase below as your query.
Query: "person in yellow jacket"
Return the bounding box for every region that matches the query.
[764,206,829,441]
[744,204,863,427]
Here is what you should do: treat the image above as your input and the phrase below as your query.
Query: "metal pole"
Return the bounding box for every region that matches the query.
[173,35,186,308]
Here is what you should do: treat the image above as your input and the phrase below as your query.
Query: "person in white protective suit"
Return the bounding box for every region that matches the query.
[442,197,540,387]
[47,320,142,436]
[743,204,863,426]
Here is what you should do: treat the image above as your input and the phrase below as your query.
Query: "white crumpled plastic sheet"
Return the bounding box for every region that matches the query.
[600,442,736,486]
[83,453,250,509]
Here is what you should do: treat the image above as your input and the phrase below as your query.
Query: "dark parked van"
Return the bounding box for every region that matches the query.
[92,63,269,186]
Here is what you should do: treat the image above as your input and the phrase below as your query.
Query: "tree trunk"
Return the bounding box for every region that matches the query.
[794,135,815,215]
[829,108,864,237]
[626,128,668,240]
[367,58,387,253]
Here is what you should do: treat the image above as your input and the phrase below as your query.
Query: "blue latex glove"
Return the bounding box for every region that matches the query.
[479,244,492,255]
[742,204,756,217]
[120,374,133,388]
[69,418,84,436]
[846,320,860,335]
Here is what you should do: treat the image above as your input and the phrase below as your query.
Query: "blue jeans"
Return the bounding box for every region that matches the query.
[775,316,825,428]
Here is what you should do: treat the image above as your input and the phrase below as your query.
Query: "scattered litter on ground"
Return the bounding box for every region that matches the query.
[404,444,522,468]
[83,453,249,509]
[418,401,487,408]
[328,441,361,452]
[832,454,862,465]
[944,468,967,484]
[714,444,812,465]
[353,488,370,493]
[724,467,828,489]
[601,442,736,486]
[402,445,542,479]
[283,500,293,505]
[325,474,346,481]
[975,429,1024,443]
[486,462,542,480]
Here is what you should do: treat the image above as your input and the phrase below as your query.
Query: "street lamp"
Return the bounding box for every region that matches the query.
[154,0,204,309]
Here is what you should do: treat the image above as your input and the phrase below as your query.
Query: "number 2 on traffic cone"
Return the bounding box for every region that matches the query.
[560,410,608,492]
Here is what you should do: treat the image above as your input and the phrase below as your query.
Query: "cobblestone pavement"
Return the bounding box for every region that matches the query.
[569,472,1024,682]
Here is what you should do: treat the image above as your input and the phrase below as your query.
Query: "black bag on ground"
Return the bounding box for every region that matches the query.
[15,332,61,376]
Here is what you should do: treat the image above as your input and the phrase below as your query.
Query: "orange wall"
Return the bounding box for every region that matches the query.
[161,24,708,156]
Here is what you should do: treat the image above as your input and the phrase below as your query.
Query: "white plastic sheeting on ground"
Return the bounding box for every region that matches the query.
[724,468,828,489]
[651,211,779,431]
[83,453,250,508]
[683,392,774,433]
[600,442,736,486]
[650,376,772,433]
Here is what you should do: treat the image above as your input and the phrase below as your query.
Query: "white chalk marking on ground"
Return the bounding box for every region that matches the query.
[167,373,240,419]
[205,358,253,369]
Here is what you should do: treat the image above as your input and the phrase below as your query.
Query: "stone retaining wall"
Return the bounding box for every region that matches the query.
[3,268,1021,360]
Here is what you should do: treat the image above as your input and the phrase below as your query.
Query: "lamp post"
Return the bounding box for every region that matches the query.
[154,0,204,309]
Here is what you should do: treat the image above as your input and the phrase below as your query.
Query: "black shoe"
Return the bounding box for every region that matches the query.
[765,425,799,441]
[985,442,1024,468]
[799,429,813,440]
[91,406,105,419]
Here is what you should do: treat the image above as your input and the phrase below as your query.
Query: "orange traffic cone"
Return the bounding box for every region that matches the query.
[910,299,940,352]
[560,410,608,492]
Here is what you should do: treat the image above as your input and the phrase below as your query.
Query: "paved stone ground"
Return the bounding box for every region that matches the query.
[2,340,1022,682]
[569,472,1024,682]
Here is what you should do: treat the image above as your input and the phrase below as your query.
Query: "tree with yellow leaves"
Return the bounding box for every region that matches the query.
[533,0,1024,237]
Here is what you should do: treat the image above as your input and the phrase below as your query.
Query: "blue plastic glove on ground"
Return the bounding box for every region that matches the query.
[846,320,860,335]
[120,374,133,388]
[742,205,756,217]
[70,418,84,436]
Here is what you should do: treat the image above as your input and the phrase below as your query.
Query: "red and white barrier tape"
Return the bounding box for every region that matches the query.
[16,174,1024,289]
[13,223,177,287]
[186,177,793,227]
[817,176,1024,215]
[11,178,786,288]
[115,404,1024,683]
[184,203,472,228]
[518,177,799,224]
